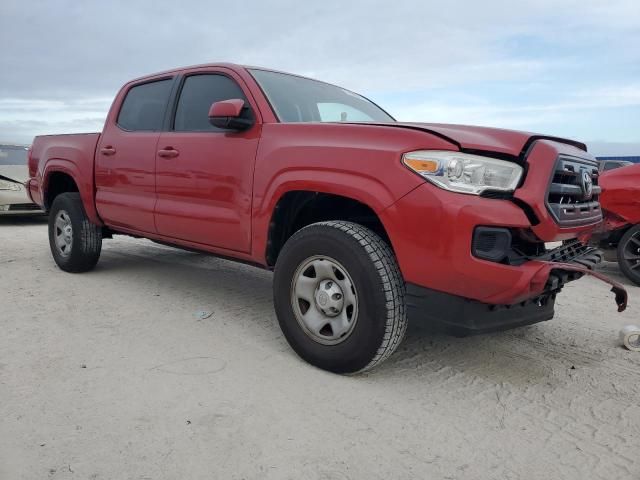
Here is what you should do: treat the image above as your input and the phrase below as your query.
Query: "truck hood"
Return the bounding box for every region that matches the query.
[0,165,28,184]
[354,122,587,158]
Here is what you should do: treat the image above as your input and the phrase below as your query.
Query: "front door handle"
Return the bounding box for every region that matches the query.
[158,148,179,159]
[100,146,116,156]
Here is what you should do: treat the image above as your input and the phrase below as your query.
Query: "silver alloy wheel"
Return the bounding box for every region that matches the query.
[54,210,73,257]
[623,231,640,271]
[290,255,359,345]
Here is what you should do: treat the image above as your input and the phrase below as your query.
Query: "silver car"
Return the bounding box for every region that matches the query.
[0,144,45,215]
[599,159,634,172]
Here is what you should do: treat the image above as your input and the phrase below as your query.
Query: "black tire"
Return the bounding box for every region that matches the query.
[48,192,102,273]
[273,221,407,374]
[617,224,640,286]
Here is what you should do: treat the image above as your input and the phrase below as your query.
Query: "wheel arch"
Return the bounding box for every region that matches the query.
[42,160,102,225]
[44,170,79,210]
[264,189,394,266]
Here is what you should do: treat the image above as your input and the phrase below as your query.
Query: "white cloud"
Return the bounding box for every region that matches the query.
[587,141,640,157]
[0,97,109,143]
[0,0,638,144]
[386,82,640,140]
[573,85,640,108]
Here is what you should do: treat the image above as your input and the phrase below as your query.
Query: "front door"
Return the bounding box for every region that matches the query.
[154,71,260,252]
[95,78,174,233]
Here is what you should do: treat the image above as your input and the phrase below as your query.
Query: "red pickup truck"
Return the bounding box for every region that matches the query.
[28,63,625,373]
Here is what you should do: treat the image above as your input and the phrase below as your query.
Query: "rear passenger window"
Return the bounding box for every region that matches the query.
[174,74,249,132]
[117,79,173,131]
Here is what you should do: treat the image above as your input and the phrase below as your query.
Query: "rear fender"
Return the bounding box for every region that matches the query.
[43,159,102,225]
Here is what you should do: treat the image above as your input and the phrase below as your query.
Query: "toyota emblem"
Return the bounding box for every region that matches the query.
[581,170,594,200]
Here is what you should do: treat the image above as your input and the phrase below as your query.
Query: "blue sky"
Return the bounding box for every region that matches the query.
[372,30,640,146]
[1,0,639,155]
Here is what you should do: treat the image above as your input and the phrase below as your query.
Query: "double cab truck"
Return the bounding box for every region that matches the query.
[28,64,626,373]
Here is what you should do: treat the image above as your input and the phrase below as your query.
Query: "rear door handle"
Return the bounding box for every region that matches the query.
[158,148,179,159]
[100,146,116,156]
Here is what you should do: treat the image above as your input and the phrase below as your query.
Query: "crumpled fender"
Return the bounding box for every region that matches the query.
[599,164,640,226]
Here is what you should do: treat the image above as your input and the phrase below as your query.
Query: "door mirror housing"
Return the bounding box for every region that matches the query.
[208,99,254,130]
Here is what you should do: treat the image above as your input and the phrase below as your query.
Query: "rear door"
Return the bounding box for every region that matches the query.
[95,77,174,233]
[154,70,260,252]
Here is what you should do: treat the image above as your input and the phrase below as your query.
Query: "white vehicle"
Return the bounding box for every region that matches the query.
[0,144,45,215]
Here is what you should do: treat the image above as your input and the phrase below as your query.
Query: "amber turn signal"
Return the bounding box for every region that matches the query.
[403,157,439,173]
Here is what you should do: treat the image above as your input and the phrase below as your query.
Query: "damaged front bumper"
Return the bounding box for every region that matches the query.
[406,240,627,336]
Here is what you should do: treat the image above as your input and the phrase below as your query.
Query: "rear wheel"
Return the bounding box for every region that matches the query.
[617,225,640,286]
[273,221,407,374]
[48,193,102,273]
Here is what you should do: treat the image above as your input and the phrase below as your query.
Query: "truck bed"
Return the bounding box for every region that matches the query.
[28,133,101,215]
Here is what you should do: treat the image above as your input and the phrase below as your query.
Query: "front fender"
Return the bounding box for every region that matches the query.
[251,168,421,263]
[248,122,458,263]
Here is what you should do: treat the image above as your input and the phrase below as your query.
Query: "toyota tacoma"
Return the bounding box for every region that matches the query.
[27,64,626,373]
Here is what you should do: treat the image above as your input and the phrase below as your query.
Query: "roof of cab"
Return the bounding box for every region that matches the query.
[126,63,326,86]
[128,62,248,83]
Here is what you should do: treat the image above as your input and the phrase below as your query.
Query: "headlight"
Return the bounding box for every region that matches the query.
[0,179,21,191]
[402,150,523,195]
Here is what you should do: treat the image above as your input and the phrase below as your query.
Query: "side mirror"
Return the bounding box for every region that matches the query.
[208,99,254,130]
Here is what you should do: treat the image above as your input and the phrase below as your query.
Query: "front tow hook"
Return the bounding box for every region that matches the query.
[543,261,628,312]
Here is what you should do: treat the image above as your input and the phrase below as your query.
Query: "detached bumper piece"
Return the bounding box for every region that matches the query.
[541,262,627,313]
[533,240,626,312]
[537,239,602,291]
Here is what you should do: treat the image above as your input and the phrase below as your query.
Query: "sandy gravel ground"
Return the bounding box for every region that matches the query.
[1,217,639,480]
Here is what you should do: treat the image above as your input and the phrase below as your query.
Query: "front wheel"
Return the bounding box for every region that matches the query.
[617,224,640,286]
[273,221,407,374]
[48,192,102,273]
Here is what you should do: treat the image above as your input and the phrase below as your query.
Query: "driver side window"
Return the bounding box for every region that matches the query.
[174,74,249,132]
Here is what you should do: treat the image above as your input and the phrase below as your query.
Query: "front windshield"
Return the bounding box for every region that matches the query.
[0,145,28,165]
[250,69,394,123]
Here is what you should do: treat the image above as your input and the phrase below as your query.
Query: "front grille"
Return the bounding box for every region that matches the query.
[546,155,602,227]
[8,203,41,211]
